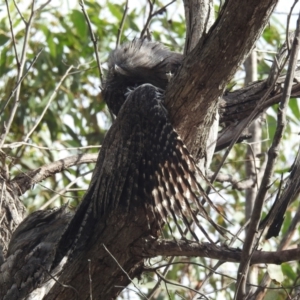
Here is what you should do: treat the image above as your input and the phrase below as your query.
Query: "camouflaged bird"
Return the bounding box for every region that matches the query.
[99,39,224,239]
[1,39,224,300]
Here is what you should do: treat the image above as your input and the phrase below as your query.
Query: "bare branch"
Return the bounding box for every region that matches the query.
[1,142,101,151]
[36,0,52,12]
[24,65,74,142]
[0,48,43,116]
[5,0,20,67]
[102,243,149,300]
[137,239,300,265]
[39,173,90,210]
[147,256,175,299]
[12,0,26,24]
[0,0,36,148]
[262,141,300,238]
[79,0,103,87]
[154,269,206,299]
[140,0,154,38]
[140,0,175,38]
[195,219,250,297]
[286,0,299,51]
[116,0,129,48]
[249,205,300,300]
[11,153,98,196]
[235,13,300,299]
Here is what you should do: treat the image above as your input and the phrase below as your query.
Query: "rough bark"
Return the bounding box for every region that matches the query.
[0,1,282,299]
[166,0,278,161]
[45,208,158,300]
[183,0,214,54]
[244,50,260,294]
[45,0,278,297]
[0,178,26,256]
[139,239,300,264]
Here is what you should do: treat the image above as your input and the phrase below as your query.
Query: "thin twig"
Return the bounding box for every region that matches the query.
[39,174,87,210]
[2,141,101,151]
[12,0,26,24]
[36,0,52,12]
[88,259,93,300]
[140,0,175,38]
[154,270,209,300]
[152,0,175,17]
[250,205,300,300]
[117,286,151,299]
[79,0,103,87]
[11,153,97,196]
[147,256,175,299]
[235,13,300,300]
[102,243,149,300]
[0,0,36,148]
[116,0,128,48]
[286,0,299,51]
[24,65,74,142]
[39,264,79,299]
[0,48,44,116]
[195,220,250,298]
[146,261,237,282]
[5,0,20,67]
[140,0,154,38]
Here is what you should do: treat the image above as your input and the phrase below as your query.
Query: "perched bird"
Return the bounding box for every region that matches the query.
[1,39,224,300]
[103,39,219,172]
[0,206,73,300]
[103,39,183,116]
[99,39,224,239]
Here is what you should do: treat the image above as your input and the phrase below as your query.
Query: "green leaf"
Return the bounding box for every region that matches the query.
[45,109,60,141]
[289,98,300,120]
[281,210,292,236]
[107,3,123,20]
[0,34,9,46]
[282,263,296,281]
[70,9,88,38]
[127,18,140,32]
[47,34,57,57]
[263,23,281,46]
[84,1,102,10]
[266,113,277,141]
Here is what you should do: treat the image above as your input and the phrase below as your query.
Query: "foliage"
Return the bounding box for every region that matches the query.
[0,0,300,299]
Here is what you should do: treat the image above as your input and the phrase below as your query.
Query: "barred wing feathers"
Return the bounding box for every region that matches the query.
[101,83,224,239]
[52,83,223,271]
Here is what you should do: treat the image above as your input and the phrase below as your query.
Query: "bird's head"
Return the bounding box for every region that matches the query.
[102,39,183,116]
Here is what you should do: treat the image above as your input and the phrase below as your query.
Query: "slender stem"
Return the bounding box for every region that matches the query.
[0,48,43,116]
[235,13,300,300]
[79,0,103,87]
[24,65,74,142]
[116,0,128,48]
[0,0,36,148]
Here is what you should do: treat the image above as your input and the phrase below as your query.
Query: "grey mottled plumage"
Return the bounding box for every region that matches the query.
[100,39,223,239]
[1,39,223,299]
[53,82,223,266]
[0,206,73,300]
[102,84,222,238]
[103,39,183,115]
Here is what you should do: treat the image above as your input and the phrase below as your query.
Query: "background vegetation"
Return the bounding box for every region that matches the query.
[1,0,300,299]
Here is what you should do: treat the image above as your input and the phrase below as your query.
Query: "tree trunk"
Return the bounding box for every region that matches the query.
[0,1,281,299]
